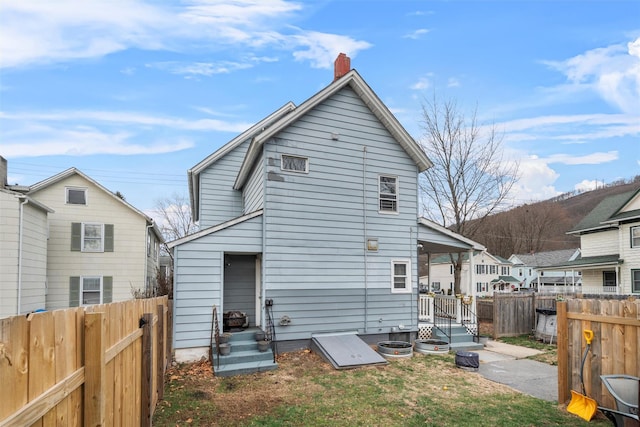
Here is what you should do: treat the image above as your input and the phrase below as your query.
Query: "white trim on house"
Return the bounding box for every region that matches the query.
[417,217,486,251]
[167,209,263,248]
[391,259,411,293]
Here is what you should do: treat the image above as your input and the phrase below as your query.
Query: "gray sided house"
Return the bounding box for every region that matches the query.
[170,60,484,362]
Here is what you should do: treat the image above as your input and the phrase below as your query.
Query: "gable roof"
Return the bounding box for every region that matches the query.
[509,248,581,267]
[568,187,640,234]
[233,69,433,190]
[187,102,296,220]
[27,168,163,241]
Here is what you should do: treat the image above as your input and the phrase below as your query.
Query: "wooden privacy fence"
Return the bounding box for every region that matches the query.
[0,296,170,427]
[489,293,558,338]
[557,298,640,409]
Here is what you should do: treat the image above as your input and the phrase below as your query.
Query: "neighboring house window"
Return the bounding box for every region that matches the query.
[476,265,487,275]
[66,187,87,205]
[519,268,523,276]
[501,266,509,275]
[603,271,616,292]
[450,265,454,275]
[632,270,640,293]
[379,175,398,213]
[632,226,640,248]
[281,154,309,173]
[431,282,440,292]
[69,276,113,306]
[490,265,497,274]
[71,223,114,252]
[391,260,411,293]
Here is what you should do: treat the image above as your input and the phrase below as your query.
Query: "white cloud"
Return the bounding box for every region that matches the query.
[542,36,640,114]
[447,77,460,88]
[574,179,600,192]
[411,76,432,90]
[507,155,561,204]
[0,0,371,71]
[544,151,618,165]
[403,29,430,40]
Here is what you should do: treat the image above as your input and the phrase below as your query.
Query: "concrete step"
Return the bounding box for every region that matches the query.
[215,348,275,365]
[449,342,485,352]
[214,359,278,377]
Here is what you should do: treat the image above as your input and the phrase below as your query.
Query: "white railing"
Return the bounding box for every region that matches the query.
[419,294,477,325]
[418,294,434,321]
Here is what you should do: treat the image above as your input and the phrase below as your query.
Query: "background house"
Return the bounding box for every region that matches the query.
[0,157,53,318]
[546,187,640,294]
[508,249,581,292]
[422,251,514,297]
[169,55,485,362]
[19,168,163,309]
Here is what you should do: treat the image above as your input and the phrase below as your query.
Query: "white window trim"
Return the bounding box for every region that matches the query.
[82,223,105,252]
[66,186,88,205]
[281,154,309,173]
[391,259,411,293]
[379,175,399,214]
[81,276,103,306]
[632,226,640,248]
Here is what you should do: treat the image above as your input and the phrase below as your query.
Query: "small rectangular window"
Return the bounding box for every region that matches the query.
[631,226,640,248]
[379,175,398,213]
[632,270,640,293]
[281,154,308,173]
[82,276,102,305]
[391,260,411,293]
[66,187,87,205]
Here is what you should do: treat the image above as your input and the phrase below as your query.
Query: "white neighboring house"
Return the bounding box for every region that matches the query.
[0,157,53,318]
[17,168,164,309]
[508,249,582,293]
[423,251,516,297]
[544,187,640,295]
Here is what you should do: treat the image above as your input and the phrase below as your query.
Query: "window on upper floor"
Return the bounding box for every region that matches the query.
[501,266,509,275]
[66,187,87,205]
[632,270,640,293]
[490,265,497,274]
[391,259,411,293]
[631,226,640,248]
[379,175,398,213]
[71,222,114,252]
[281,154,309,173]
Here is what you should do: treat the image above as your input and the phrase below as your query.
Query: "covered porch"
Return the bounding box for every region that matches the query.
[416,218,486,348]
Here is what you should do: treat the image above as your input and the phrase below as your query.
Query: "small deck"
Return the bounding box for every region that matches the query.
[418,294,483,351]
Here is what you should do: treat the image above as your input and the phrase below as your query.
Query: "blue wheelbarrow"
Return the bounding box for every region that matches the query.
[597,374,639,426]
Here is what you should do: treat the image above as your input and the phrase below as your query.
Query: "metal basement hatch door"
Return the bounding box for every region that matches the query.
[311,331,388,369]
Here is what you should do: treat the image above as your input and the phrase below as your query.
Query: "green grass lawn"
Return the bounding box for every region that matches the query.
[154,350,610,426]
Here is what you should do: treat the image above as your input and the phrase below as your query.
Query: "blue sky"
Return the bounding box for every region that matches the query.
[2,0,639,221]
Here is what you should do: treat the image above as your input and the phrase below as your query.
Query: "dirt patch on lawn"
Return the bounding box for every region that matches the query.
[155,348,519,426]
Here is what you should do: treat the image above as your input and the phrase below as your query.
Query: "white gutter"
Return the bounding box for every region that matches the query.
[145,223,153,295]
[17,197,28,315]
[362,146,368,333]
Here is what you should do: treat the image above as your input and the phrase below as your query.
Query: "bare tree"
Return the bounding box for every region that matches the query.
[153,192,198,256]
[419,95,519,294]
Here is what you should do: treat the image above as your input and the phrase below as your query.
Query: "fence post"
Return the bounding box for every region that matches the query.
[84,312,106,427]
[556,301,569,404]
[140,313,153,427]
[156,304,165,401]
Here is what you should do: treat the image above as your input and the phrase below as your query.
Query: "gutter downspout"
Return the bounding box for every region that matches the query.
[145,223,153,295]
[17,197,29,315]
[362,146,368,333]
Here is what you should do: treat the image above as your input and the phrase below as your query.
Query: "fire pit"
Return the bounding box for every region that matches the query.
[223,311,248,331]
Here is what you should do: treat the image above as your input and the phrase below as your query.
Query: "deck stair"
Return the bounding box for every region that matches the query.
[432,324,484,352]
[212,328,278,377]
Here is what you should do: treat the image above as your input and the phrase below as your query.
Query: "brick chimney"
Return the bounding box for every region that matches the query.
[334,53,351,81]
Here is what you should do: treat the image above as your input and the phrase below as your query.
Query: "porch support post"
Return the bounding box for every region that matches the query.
[468,249,475,298]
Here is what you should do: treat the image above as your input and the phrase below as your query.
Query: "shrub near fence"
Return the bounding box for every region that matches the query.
[0,296,170,427]
[557,298,640,410]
